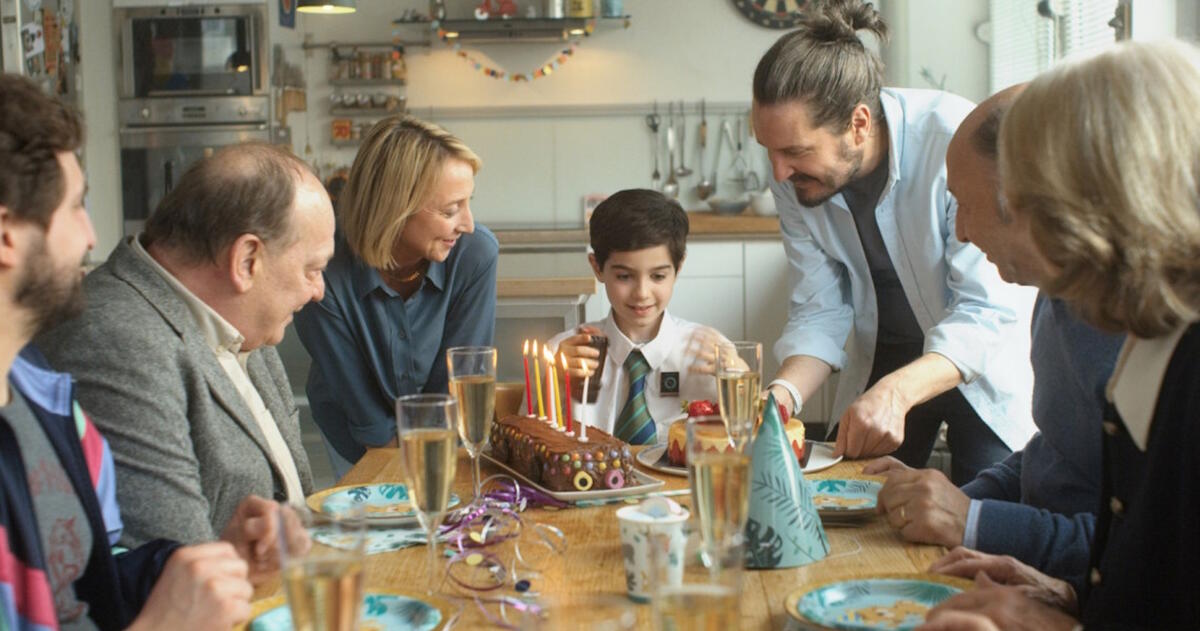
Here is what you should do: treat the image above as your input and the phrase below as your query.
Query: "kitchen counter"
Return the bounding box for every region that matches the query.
[491,209,780,248]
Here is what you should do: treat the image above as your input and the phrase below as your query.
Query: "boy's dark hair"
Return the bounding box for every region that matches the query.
[0,74,84,227]
[589,189,689,270]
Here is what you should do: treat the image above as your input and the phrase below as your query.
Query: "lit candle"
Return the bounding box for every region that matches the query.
[544,346,558,428]
[522,340,534,417]
[532,340,545,419]
[578,358,589,442]
[560,352,573,434]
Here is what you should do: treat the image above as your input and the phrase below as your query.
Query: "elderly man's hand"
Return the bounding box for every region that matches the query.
[930,547,1078,614]
[557,325,605,378]
[219,495,288,585]
[875,467,969,548]
[834,380,911,459]
[916,573,1079,631]
[127,542,253,631]
[861,455,911,475]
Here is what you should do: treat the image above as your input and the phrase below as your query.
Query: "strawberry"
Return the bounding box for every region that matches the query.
[686,399,718,417]
[778,401,790,423]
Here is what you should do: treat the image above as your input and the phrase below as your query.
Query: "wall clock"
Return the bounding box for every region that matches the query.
[733,0,810,29]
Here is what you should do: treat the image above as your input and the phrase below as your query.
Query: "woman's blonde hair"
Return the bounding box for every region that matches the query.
[1000,39,1200,338]
[338,115,482,269]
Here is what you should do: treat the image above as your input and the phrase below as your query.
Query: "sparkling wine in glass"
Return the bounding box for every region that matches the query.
[396,393,459,595]
[685,417,752,577]
[279,506,366,631]
[446,346,497,505]
[715,341,762,452]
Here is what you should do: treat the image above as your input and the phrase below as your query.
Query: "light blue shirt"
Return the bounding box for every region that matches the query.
[770,88,1037,450]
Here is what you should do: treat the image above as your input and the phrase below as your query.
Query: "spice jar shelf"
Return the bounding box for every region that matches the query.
[330,107,405,117]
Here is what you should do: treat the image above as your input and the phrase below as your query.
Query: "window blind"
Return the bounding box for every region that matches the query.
[990,0,1119,93]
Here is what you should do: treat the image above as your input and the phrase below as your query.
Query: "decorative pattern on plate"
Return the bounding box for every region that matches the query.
[247,592,444,631]
[792,577,963,630]
[483,450,664,502]
[306,483,460,527]
[312,524,430,555]
[810,479,882,517]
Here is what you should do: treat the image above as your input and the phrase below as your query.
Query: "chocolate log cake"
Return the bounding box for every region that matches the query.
[490,415,635,492]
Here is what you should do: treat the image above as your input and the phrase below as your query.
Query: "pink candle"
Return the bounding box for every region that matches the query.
[578,358,589,442]
[522,340,534,416]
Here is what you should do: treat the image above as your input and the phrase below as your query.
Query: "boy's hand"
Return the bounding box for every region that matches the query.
[686,327,729,376]
[558,325,604,378]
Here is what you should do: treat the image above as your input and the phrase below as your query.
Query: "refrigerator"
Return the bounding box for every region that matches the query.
[0,0,79,103]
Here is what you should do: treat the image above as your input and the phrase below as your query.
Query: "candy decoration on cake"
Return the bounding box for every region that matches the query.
[744,393,828,569]
[491,415,635,492]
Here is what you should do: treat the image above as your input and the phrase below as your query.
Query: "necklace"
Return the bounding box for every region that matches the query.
[384,264,423,283]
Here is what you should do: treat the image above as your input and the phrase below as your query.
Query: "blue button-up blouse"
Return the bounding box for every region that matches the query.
[294,226,498,463]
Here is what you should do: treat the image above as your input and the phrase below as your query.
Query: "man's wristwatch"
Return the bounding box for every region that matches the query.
[767,378,803,415]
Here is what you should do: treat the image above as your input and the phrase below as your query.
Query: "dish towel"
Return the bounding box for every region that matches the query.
[613,350,657,445]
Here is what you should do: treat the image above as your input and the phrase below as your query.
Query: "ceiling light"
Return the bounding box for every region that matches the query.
[297,0,356,14]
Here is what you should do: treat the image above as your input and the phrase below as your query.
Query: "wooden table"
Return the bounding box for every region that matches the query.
[262,447,943,630]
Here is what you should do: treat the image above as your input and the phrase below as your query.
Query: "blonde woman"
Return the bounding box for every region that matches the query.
[917,40,1200,631]
[295,115,498,476]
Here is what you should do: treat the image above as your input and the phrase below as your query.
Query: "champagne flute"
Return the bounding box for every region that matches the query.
[685,416,752,577]
[715,341,762,452]
[446,346,497,506]
[278,505,366,631]
[395,393,459,595]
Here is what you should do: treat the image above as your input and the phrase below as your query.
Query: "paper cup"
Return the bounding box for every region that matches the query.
[616,500,689,602]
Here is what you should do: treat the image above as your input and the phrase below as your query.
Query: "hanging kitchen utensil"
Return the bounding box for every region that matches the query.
[675,100,692,177]
[663,123,680,199]
[646,101,661,190]
[696,99,714,200]
[743,110,762,191]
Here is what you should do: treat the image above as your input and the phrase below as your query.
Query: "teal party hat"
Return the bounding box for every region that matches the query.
[744,393,829,568]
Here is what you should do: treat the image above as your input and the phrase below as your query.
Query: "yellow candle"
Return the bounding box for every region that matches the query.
[549,348,563,428]
[532,340,545,418]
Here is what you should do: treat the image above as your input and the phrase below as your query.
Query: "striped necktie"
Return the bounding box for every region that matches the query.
[613,350,657,445]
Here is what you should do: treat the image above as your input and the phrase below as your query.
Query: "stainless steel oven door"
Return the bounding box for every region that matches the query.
[117,4,266,99]
[119,123,270,236]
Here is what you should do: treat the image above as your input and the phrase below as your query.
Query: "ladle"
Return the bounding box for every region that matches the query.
[696,100,714,200]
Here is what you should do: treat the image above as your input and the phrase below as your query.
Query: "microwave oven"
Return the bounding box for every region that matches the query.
[116,3,267,101]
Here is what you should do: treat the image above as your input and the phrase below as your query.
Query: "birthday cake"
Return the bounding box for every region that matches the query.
[490,415,635,493]
[665,413,806,466]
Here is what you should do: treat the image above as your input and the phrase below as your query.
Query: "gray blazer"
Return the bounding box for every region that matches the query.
[36,239,313,548]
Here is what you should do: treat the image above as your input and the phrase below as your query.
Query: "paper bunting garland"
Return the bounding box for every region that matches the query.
[395,1,589,83]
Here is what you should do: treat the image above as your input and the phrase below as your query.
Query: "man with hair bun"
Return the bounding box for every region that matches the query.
[754,0,1036,483]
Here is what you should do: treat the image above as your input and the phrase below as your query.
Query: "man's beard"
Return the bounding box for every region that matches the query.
[791,139,865,208]
[15,237,85,337]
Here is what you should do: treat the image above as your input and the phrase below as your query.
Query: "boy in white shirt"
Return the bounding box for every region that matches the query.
[547,189,731,444]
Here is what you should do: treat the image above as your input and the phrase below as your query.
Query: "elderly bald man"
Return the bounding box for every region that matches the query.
[863,85,1125,594]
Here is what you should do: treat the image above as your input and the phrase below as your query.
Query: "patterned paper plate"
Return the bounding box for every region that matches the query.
[785,574,971,631]
[242,590,453,631]
[306,483,461,527]
[809,479,882,519]
[635,441,843,477]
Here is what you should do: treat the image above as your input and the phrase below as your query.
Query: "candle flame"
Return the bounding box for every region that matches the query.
[559,351,568,368]
[532,339,539,355]
[578,357,589,377]
[523,339,529,354]
[543,346,554,362]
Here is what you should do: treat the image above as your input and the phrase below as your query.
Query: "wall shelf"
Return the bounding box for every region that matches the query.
[431,15,631,44]
[330,107,405,117]
[329,78,407,87]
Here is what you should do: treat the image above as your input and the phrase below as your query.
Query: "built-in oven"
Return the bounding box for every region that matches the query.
[116,2,267,101]
[115,2,271,236]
